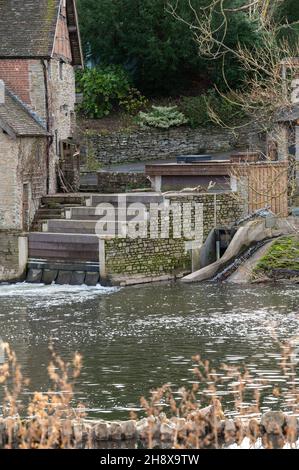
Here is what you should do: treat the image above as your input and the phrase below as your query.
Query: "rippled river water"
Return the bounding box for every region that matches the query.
[0,282,298,419]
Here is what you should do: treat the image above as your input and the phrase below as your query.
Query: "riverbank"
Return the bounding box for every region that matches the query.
[251,235,299,283]
[0,408,298,449]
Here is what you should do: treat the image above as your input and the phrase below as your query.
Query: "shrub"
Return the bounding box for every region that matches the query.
[138,105,188,129]
[180,91,247,128]
[119,88,148,115]
[179,95,209,128]
[76,66,146,118]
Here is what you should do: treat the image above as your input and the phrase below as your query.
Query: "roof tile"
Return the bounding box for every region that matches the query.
[0,0,60,58]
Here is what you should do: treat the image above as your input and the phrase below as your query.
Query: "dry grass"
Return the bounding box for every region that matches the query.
[0,343,85,449]
[0,336,299,449]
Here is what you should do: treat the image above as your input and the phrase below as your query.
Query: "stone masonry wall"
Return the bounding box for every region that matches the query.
[19,137,48,227]
[104,192,245,283]
[0,131,20,229]
[0,231,21,281]
[0,132,47,230]
[105,237,191,281]
[165,192,245,239]
[82,124,266,166]
[96,171,151,193]
[47,59,76,193]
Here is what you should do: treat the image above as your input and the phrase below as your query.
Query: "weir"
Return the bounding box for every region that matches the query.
[26,192,167,286]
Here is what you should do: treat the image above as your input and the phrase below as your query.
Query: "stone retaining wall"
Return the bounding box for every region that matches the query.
[102,192,245,284]
[81,124,266,166]
[0,410,297,449]
[105,237,191,284]
[0,231,27,282]
[166,192,245,239]
[97,171,151,193]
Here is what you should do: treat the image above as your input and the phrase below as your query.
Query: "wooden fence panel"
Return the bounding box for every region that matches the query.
[247,162,289,217]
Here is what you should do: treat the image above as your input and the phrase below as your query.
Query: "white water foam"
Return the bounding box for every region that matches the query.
[0,282,119,307]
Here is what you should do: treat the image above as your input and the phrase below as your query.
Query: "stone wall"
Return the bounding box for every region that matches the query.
[0,231,27,282]
[105,237,191,284]
[82,124,266,166]
[0,58,77,196]
[0,132,47,230]
[48,59,76,193]
[103,192,245,284]
[0,409,294,449]
[166,192,245,239]
[0,131,19,229]
[96,171,151,193]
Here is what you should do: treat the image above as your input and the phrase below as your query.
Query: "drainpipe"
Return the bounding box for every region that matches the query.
[42,60,52,194]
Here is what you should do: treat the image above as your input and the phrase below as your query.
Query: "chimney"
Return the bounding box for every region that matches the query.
[0,80,4,105]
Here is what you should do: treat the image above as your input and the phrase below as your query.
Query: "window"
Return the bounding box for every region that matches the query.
[59,61,63,80]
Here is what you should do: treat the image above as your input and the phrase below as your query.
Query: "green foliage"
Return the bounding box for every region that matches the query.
[179,95,209,128]
[77,0,299,97]
[119,88,148,115]
[180,91,247,128]
[77,0,206,95]
[76,65,146,118]
[254,236,299,273]
[276,0,299,45]
[138,105,188,129]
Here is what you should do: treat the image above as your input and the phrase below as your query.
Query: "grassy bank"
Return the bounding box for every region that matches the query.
[253,236,299,280]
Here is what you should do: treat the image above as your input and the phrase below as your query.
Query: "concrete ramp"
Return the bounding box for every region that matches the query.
[182,218,297,283]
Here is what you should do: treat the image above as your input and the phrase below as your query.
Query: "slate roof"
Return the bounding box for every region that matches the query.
[0,88,48,137]
[0,0,60,58]
[0,0,83,65]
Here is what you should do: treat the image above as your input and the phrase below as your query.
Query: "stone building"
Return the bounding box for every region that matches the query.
[0,0,83,231]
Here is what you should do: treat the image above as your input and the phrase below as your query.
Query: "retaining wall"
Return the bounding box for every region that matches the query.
[81,124,266,165]
[0,231,27,282]
[101,192,245,285]
[0,410,297,449]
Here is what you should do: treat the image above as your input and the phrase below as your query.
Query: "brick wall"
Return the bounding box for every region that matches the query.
[0,59,31,104]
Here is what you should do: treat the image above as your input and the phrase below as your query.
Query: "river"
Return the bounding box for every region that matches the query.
[0,281,298,420]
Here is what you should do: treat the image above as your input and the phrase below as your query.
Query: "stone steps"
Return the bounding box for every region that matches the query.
[27,192,166,284]
[41,194,88,206]
[43,219,99,235]
[86,192,164,207]
[31,194,90,232]
[42,219,142,236]
[65,206,149,221]
[28,232,99,262]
